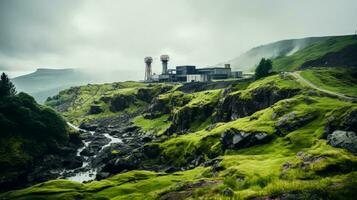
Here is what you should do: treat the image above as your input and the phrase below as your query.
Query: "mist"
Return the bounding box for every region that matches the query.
[1,0,357,80]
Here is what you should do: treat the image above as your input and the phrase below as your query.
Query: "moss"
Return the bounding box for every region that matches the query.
[15,72,356,199]
[1,168,211,200]
[133,115,171,136]
[45,82,171,125]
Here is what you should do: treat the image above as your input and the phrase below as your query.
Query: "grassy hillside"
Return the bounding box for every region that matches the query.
[228,36,330,72]
[2,68,357,199]
[45,81,164,125]
[227,35,357,72]
[273,35,357,71]
[299,67,357,97]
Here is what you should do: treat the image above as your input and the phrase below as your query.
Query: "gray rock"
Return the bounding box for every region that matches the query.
[88,105,103,114]
[221,128,272,150]
[327,130,357,154]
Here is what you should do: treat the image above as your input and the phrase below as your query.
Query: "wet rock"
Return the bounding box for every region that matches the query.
[88,105,103,114]
[142,135,153,143]
[56,146,77,156]
[80,148,95,156]
[103,154,142,174]
[124,125,139,133]
[143,143,161,159]
[79,122,98,131]
[96,172,110,180]
[327,130,357,154]
[62,156,83,169]
[221,128,273,151]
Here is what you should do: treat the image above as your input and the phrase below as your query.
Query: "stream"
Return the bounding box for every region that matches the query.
[62,122,123,182]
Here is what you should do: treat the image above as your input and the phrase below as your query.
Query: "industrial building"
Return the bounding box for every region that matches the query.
[145,55,243,83]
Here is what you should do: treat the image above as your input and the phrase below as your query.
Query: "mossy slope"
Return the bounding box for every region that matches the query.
[5,68,357,199]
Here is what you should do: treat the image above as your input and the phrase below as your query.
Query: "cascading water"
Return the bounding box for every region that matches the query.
[62,122,122,182]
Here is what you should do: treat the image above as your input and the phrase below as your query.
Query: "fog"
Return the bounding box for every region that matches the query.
[1,0,357,79]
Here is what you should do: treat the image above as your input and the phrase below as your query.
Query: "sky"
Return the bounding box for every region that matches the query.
[1,0,357,79]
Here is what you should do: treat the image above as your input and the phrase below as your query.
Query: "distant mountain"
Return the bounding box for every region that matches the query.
[228,35,357,72]
[11,68,90,103]
[11,68,142,103]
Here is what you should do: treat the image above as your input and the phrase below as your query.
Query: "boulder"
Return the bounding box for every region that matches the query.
[276,111,317,133]
[88,105,103,114]
[79,122,98,131]
[327,130,357,154]
[103,154,141,174]
[62,156,83,169]
[143,143,161,159]
[325,109,357,136]
[221,129,273,151]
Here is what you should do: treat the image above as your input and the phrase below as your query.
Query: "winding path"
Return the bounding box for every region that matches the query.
[288,71,357,102]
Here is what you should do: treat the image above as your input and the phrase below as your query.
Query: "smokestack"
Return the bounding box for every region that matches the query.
[144,56,153,81]
[224,64,231,69]
[160,55,169,74]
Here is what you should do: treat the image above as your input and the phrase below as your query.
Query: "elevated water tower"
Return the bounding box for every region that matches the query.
[160,55,169,75]
[144,56,153,81]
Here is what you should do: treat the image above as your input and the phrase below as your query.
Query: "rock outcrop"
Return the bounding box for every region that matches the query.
[110,94,136,112]
[167,104,215,134]
[88,105,103,114]
[327,130,357,154]
[275,111,317,134]
[216,86,300,122]
[221,128,273,151]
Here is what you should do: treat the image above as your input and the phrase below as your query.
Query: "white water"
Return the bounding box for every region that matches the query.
[101,133,122,151]
[63,122,122,182]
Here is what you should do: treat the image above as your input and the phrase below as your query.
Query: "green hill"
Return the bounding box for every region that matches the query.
[2,67,356,199]
[228,35,357,72]
[273,35,357,71]
[0,92,73,191]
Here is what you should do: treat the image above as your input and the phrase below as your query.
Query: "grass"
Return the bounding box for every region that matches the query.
[8,70,357,199]
[45,82,159,125]
[299,67,357,97]
[132,115,171,136]
[273,35,357,71]
[236,74,302,99]
[0,168,211,200]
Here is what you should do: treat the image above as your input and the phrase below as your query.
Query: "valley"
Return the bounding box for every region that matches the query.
[0,34,356,200]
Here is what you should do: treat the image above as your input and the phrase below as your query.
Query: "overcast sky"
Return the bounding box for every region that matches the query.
[1,0,357,78]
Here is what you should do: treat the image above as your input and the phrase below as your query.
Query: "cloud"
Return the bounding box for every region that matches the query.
[0,0,357,79]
